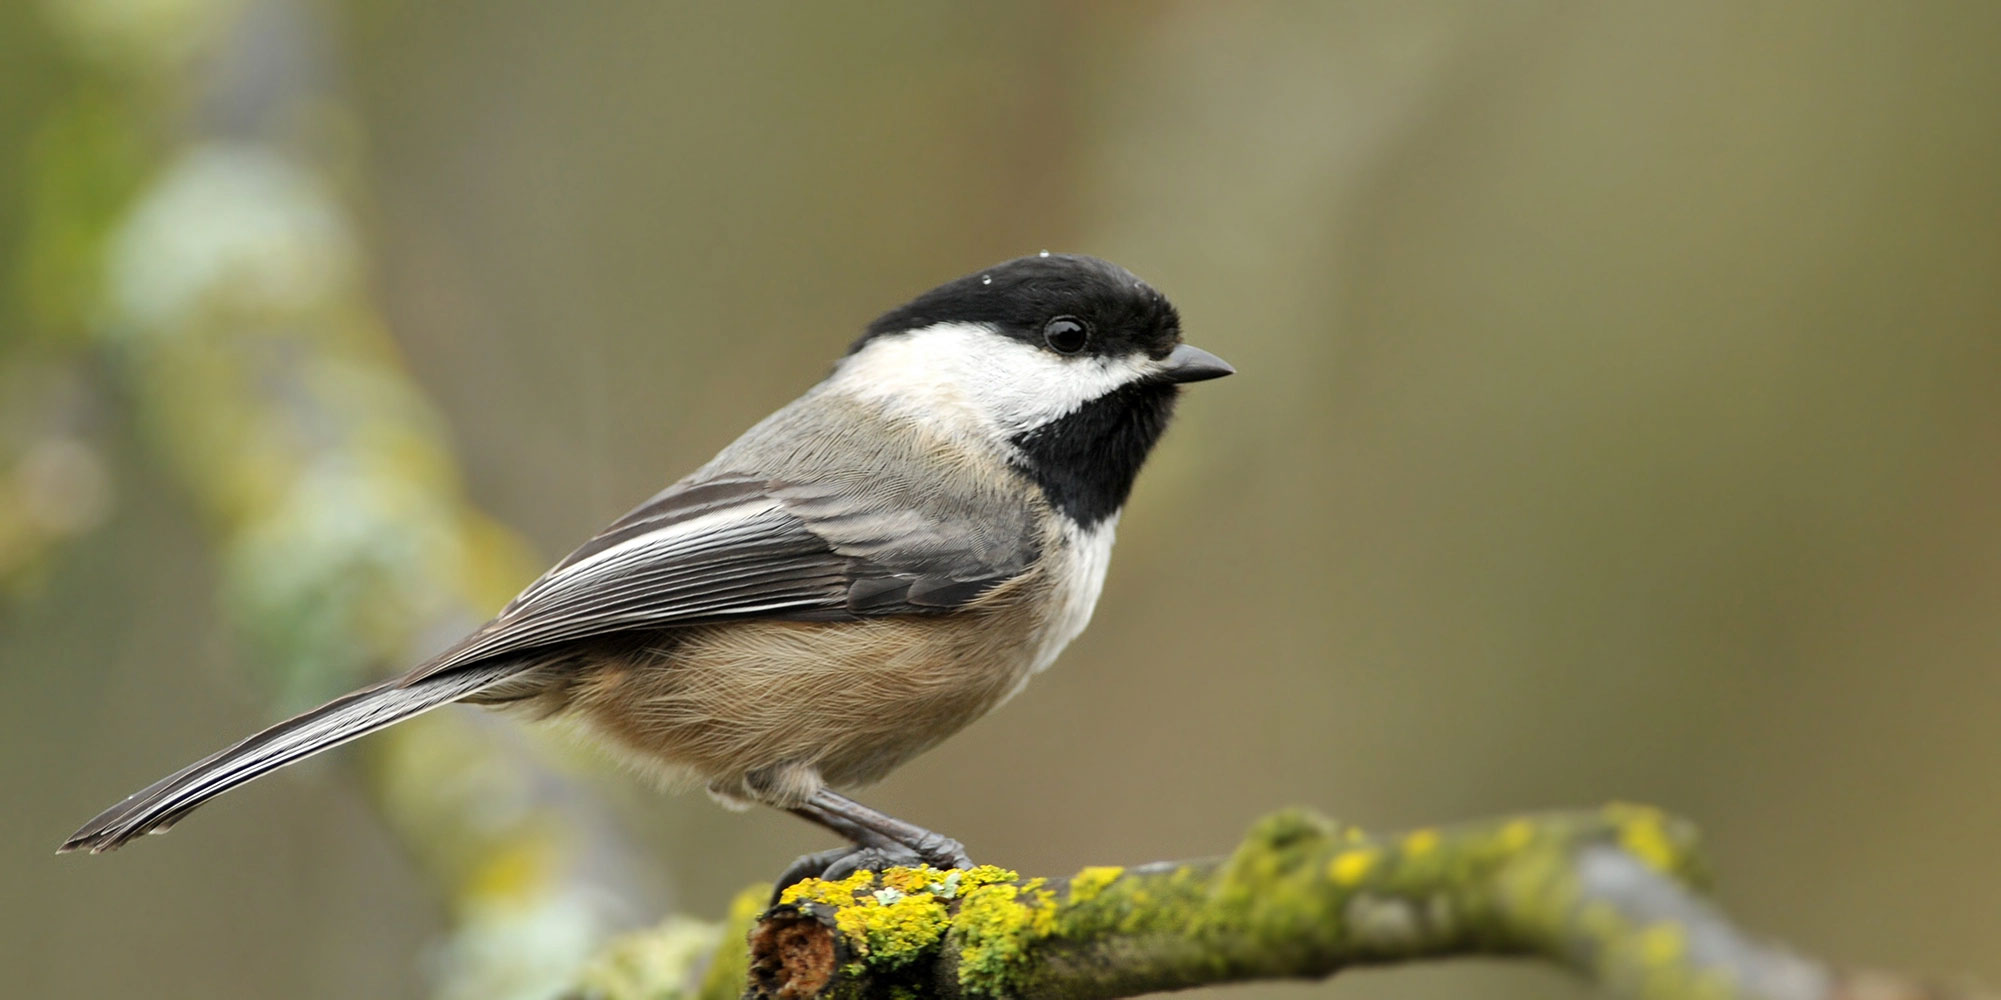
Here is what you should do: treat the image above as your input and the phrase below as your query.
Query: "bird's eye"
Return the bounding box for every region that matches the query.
[1042,316,1090,354]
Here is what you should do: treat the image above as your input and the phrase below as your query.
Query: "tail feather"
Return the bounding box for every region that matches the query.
[60,664,518,854]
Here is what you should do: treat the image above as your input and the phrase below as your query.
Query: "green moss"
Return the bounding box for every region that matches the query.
[1245,808,1343,853]
[1326,848,1379,886]
[736,807,1717,999]
[952,881,1059,996]
[1067,865,1124,903]
[570,915,720,1000]
[1204,808,1353,951]
[1602,802,1691,877]
[695,887,768,1000]
[571,885,767,1000]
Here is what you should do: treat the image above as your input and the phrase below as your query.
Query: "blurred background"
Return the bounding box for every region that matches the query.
[5,1,1999,998]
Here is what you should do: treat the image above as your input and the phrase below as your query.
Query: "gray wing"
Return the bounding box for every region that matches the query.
[405,473,1037,682]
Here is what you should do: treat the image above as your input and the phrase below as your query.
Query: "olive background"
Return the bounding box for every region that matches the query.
[5,3,2000,999]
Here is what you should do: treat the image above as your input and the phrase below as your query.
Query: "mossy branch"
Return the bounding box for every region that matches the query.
[41,1,662,995]
[569,805,1987,1000]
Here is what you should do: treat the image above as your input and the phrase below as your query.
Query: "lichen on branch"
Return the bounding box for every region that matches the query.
[756,805,1716,999]
[568,804,1989,1000]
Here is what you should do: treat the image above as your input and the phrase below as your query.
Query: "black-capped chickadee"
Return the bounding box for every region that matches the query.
[61,253,1233,878]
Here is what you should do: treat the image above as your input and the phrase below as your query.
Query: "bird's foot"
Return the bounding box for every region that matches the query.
[769,839,976,905]
[771,844,918,904]
[906,830,973,871]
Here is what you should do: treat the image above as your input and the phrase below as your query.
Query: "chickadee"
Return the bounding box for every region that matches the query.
[61,253,1232,878]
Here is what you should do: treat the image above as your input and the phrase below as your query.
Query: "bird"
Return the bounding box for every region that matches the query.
[60,252,1233,882]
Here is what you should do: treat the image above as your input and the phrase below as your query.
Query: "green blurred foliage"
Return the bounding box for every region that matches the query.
[6,3,2000,1000]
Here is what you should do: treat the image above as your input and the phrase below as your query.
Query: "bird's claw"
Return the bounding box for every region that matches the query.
[770,837,977,904]
[909,831,972,870]
[771,844,920,904]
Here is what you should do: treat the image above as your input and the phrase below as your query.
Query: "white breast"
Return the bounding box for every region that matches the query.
[1026,515,1119,674]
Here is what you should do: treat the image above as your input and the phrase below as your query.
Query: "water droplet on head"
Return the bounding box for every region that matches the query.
[1038,250,1050,257]
[981,275,992,285]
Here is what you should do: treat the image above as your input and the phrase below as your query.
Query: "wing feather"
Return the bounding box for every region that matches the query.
[404,474,1033,683]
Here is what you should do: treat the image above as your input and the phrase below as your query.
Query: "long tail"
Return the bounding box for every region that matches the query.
[60,663,519,854]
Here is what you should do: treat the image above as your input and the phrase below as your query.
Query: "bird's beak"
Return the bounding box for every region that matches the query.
[1159,343,1235,384]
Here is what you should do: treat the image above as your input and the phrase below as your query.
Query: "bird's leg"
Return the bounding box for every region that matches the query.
[772,802,921,902]
[784,802,902,853]
[771,790,974,901]
[796,788,973,870]
[769,845,915,904]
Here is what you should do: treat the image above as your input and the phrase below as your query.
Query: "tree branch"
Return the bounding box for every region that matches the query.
[568,805,1987,1000]
[39,2,664,995]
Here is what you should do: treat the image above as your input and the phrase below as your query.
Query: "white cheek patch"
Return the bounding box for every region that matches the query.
[827,322,1156,443]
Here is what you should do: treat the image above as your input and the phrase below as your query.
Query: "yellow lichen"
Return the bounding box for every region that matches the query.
[1634,920,1686,967]
[952,879,1059,996]
[1401,828,1440,857]
[1606,803,1680,873]
[1577,899,1623,939]
[776,868,953,972]
[465,833,556,904]
[877,866,940,893]
[961,864,1019,888]
[693,888,767,1000]
[1691,967,1740,1000]
[1068,865,1124,903]
[570,914,721,1000]
[833,890,950,971]
[1327,848,1379,887]
[777,868,875,908]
